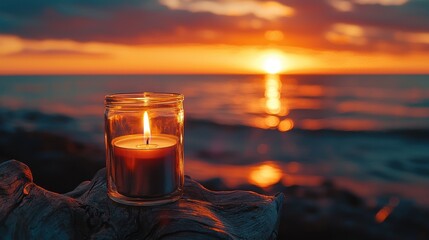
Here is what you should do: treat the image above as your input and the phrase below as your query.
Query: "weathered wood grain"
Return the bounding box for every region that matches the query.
[0,160,284,240]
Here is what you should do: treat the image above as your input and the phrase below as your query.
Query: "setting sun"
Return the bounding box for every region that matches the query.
[262,52,285,74]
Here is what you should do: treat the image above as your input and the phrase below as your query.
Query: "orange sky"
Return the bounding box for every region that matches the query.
[1,0,429,74]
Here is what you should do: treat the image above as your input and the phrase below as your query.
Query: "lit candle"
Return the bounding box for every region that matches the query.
[111,111,179,197]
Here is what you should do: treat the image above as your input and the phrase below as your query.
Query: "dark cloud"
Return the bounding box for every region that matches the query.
[337,1,429,32]
[0,0,429,52]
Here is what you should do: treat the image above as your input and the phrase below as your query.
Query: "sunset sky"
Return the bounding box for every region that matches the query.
[1,0,429,74]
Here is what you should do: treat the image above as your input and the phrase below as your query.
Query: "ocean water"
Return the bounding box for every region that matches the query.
[1,74,429,206]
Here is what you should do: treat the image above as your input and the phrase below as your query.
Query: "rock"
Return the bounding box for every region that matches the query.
[0,160,284,240]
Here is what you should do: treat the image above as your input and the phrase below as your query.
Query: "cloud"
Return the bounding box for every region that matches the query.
[0,0,428,53]
[159,0,294,20]
[325,23,367,45]
[339,0,429,32]
[0,35,22,55]
[328,0,409,12]
[9,49,108,57]
[354,0,409,6]
[328,0,354,12]
[396,32,429,44]
[0,34,108,56]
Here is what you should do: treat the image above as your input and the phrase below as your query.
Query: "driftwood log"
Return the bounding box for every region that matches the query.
[0,160,284,239]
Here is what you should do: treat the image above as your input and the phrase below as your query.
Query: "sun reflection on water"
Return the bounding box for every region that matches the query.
[249,162,283,188]
[262,74,294,131]
[265,74,282,115]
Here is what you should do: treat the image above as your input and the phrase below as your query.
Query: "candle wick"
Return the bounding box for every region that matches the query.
[146,138,149,145]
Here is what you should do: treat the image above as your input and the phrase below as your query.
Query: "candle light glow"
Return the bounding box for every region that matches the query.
[143,111,151,145]
[105,92,184,205]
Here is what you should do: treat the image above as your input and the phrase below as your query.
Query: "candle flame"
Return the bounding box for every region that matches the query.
[143,111,151,144]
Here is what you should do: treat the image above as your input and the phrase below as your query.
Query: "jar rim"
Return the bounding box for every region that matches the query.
[105,92,184,106]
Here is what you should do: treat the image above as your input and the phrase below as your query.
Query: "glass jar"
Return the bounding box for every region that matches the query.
[104,92,184,206]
